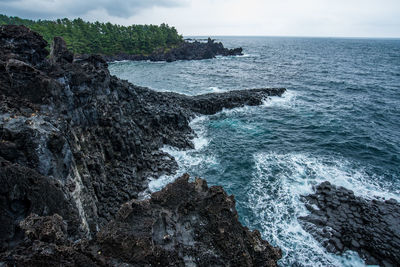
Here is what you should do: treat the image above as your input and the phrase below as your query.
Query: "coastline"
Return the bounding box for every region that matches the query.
[1,24,399,266]
[0,25,282,266]
[100,38,243,62]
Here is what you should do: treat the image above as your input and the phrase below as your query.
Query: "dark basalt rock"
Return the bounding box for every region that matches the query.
[299,181,400,266]
[1,175,281,266]
[0,158,81,251]
[97,174,282,266]
[103,37,243,62]
[0,25,48,66]
[0,25,283,266]
[50,36,74,64]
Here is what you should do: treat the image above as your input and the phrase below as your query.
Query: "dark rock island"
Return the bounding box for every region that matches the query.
[0,25,283,266]
[102,38,243,62]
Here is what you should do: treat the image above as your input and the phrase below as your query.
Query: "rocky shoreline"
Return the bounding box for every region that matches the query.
[101,38,243,62]
[299,182,400,266]
[0,25,282,266]
[2,25,399,266]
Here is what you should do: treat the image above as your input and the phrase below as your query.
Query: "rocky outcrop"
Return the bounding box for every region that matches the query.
[97,174,282,266]
[103,38,243,62]
[0,158,81,252]
[299,181,400,266]
[1,175,281,266]
[0,25,283,266]
[50,36,73,64]
[0,25,48,66]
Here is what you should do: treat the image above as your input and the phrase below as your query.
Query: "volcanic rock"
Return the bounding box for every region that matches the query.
[0,25,284,266]
[1,175,281,266]
[299,181,400,266]
[97,174,282,266]
[50,36,74,64]
[103,37,243,62]
[0,25,48,66]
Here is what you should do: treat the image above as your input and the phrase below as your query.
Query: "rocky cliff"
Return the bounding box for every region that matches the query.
[0,25,283,266]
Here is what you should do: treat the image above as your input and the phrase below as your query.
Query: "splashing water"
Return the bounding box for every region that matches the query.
[111,36,400,266]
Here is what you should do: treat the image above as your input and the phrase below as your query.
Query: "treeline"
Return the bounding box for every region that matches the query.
[0,14,183,55]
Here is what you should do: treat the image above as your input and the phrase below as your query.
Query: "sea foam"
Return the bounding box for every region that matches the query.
[262,89,297,109]
[148,115,216,192]
[246,152,399,266]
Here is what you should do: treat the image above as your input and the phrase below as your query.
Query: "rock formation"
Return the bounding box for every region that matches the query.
[102,38,243,62]
[299,181,400,266]
[0,25,283,266]
[1,175,282,266]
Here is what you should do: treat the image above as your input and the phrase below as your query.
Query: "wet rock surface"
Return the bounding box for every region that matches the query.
[0,25,283,266]
[299,181,400,266]
[103,37,243,62]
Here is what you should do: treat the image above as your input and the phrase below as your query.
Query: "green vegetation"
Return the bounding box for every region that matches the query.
[0,14,183,55]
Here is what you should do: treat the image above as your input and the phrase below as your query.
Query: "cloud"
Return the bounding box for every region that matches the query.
[1,0,400,37]
[0,0,186,19]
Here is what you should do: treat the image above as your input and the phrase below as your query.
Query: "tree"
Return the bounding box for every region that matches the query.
[0,14,183,55]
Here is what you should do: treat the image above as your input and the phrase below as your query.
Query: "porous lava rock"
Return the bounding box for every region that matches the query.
[0,25,283,266]
[97,174,282,266]
[299,181,400,266]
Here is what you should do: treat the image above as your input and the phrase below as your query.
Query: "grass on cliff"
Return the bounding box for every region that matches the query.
[0,14,183,55]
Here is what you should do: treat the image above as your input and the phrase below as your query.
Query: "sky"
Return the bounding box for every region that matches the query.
[1,0,400,37]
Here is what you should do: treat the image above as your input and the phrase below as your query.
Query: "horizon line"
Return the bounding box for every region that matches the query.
[184,34,400,40]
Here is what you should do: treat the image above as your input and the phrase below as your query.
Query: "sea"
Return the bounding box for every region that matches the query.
[109,36,400,267]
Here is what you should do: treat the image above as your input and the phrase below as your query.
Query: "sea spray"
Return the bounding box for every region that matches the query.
[246,152,399,266]
[148,115,217,192]
[111,36,400,266]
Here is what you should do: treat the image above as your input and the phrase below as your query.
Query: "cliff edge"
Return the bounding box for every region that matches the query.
[0,25,283,266]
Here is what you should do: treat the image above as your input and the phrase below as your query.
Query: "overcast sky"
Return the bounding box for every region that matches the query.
[1,0,400,37]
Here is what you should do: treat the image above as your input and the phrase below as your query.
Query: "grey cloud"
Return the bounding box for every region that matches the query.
[0,0,186,19]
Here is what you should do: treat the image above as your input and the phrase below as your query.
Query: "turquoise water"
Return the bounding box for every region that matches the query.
[109,37,400,266]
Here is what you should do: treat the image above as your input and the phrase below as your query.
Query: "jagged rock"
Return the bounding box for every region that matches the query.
[299,181,400,266]
[19,214,68,244]
[1,175,281,266]
[97,174,282,266]
[0,25,48,66]
[50,36,73,64]
[1,58,61,103]
[102,37,243,62]
[0,158,81,251]
[0,25,283,266]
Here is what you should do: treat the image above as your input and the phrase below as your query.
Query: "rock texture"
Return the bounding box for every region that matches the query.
[103,38,243,62]
[299,181,400,266]
[97,174,282,266]
[1,176,281,266]
[0,25,283,266]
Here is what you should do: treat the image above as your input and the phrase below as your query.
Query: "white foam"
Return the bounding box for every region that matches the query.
[218,105,258,116]
[207,86,226,93]
[108,59,131,64]
[189,115,210,150]
[148,116,216,192]
[215,54,257,59]
[237,53,257,58]
[262,90,298,109]
[215,90,297,117]
[147,60,168,64]
[246,152,399,266]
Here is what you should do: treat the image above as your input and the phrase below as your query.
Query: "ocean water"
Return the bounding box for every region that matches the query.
[109,37,400,266]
